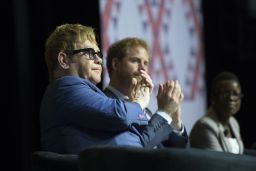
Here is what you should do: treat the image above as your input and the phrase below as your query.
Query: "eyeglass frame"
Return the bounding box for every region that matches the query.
[215,91,244,100]
[65,48,103,60]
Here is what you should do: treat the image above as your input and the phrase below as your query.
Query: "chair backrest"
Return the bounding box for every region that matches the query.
[79,146,256,171]
[244,148,256,157]
[31,151,78,171]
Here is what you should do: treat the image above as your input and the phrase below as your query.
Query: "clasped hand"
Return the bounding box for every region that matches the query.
[128,70,154,109]
[157,80,184,130]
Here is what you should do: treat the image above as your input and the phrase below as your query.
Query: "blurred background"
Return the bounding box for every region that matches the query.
[4,0,256,170]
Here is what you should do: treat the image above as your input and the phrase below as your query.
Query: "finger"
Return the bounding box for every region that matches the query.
[129,77,141,99]
[179,92,184,102]
[131,77,138,86]
[140,70,152,84]
[174,80,181,92]
[162,82,167,95]
[174,80,184,102]
[144,78,154,93]
[157,84,163,97]
[172,80,181,99]
[166,80,175,96]
[139,69,149,77]
[142,77,153,87]
[172,87,180,100]
[140,71,154,93]
[134,81,142,99]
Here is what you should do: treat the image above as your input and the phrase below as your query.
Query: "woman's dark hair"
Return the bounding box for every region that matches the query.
[210,72,240,96]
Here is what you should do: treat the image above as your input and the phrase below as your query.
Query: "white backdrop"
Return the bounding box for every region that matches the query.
[99,0,206,133]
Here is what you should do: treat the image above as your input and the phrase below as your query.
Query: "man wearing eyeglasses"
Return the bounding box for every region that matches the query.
[190,72,244,154]
[40,23,183,154]
[104,37,188,148]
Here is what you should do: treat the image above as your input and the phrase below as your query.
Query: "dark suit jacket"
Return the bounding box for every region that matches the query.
[40,76,186,154]
[104,87,189,148]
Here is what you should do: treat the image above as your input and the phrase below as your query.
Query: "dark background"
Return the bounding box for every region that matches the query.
[4,0,256,170]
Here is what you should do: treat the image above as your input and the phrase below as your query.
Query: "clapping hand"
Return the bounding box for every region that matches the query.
[157,80,184,130]
[129,70,154,109]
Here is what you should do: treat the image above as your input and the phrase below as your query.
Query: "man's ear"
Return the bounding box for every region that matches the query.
[112,58,119,71]
[57,52,70,69]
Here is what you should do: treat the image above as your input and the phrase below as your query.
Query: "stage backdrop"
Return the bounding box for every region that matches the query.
[99,0,206,133]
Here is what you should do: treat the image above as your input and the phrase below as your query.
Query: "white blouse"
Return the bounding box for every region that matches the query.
[226,137,240,154]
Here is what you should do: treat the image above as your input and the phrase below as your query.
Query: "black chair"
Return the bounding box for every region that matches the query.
[244,148,256,157]
[79,146,256,171]
[31,151,78,171]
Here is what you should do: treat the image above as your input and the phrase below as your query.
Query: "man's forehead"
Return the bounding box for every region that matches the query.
[126,55,149,61]
[77,41,99,51]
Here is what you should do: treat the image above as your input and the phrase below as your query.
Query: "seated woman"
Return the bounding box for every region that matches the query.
[190,72,244,154]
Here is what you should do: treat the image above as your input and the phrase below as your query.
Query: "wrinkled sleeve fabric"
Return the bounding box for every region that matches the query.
[133,114,173,148]
[161,126,188,148]
[131,114,188,148]
[40,77,147,133]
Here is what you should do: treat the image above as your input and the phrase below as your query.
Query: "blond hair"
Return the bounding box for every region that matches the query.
[45,23,97,80]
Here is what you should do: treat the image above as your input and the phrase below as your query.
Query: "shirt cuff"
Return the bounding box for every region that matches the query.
[171,123,185,135]
[156,111,184,135]
[156,111,172,124]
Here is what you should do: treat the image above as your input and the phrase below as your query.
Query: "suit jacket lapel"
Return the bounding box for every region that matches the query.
[218,123,233,153]
[103,87,119,99]
[208,108,232,152]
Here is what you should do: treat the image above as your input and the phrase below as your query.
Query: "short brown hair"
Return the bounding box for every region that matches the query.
[106,37,149,77]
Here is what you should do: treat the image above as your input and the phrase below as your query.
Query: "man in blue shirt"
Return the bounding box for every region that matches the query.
[40,24,187,154]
